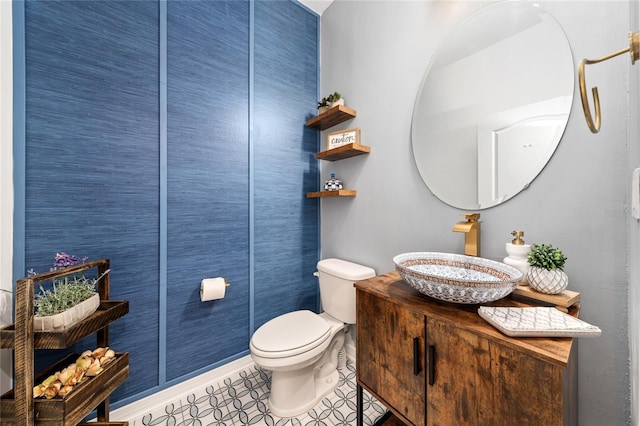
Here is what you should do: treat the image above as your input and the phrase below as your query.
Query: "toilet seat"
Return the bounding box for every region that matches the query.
[251,310,332,359]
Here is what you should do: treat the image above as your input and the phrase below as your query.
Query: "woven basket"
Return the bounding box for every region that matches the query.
[526,267,568,294]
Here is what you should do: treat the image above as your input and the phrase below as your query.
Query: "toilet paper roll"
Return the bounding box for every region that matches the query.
[200,277,227,302]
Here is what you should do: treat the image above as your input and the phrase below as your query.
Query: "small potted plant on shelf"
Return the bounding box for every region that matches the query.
[317,91,344,114]
[28,252,107,331]
[327,91,343,107]
[526,244,568,294]
[317,97,330,114]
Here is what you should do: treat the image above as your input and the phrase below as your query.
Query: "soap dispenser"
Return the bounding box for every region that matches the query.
[503,230,531,284]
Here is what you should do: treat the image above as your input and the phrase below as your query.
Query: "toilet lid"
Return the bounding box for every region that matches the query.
[251,310,331,356]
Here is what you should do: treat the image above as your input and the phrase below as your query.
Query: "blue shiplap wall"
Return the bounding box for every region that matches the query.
[253,1,320,329]
[17,0,318,406]
[166,0,250,381]
[24,0,161,399]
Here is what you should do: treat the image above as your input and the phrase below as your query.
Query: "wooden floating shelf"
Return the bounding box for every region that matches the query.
[306,190,357,198]
[0,300,129,349]
[316,143,371,162]
[305,105,357,130]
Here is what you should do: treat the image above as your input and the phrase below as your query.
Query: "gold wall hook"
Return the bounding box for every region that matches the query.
[579,31,640,133]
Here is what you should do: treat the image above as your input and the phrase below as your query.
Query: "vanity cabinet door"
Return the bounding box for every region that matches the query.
[426,318,493,425]
[357,290,426,425]
[488,343,577,425]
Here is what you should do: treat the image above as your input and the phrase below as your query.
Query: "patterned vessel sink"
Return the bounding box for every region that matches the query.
[393,252,523,304]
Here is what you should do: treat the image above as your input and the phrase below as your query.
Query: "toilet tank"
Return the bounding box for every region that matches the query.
[316,258,376,324]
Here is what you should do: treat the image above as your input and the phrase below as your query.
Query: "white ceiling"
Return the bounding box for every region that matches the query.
[298,0,334,15]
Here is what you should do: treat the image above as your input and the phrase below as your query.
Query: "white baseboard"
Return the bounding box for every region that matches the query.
[109,354,254,422]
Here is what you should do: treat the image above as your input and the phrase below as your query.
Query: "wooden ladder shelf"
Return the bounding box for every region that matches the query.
[0,259,130,426]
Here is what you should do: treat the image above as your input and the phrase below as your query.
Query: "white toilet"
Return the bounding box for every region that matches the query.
[249,258,375,418]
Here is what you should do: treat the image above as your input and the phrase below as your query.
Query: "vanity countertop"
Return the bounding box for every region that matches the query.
[355,271,577,368]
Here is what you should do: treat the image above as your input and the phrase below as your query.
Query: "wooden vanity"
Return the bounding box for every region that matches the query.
[355,271,577,426]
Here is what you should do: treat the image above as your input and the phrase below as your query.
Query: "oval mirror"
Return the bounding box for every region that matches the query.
[411,2,574,210]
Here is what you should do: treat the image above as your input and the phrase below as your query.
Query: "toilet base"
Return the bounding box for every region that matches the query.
[268,368,339,418]
[266,329,345,418]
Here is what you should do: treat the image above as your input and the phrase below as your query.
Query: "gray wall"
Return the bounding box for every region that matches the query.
[630,2,639,425]
[319,1,633,424]
[0,0,13,397]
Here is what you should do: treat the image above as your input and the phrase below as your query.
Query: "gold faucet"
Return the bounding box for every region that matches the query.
[453,213,481,257]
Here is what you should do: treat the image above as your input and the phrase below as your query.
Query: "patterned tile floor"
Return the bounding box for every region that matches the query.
[137,360,388,426]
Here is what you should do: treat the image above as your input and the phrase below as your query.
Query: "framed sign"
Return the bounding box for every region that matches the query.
[327,127,360,150]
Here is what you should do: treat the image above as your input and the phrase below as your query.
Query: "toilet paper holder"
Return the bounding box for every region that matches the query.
[200,277,231,302]
[202,278,230,286]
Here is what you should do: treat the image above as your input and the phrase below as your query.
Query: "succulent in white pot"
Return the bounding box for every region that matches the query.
[526,244,568,294]
[317,97,330,114]
[317,91,344,114]
[326,91,343,107]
